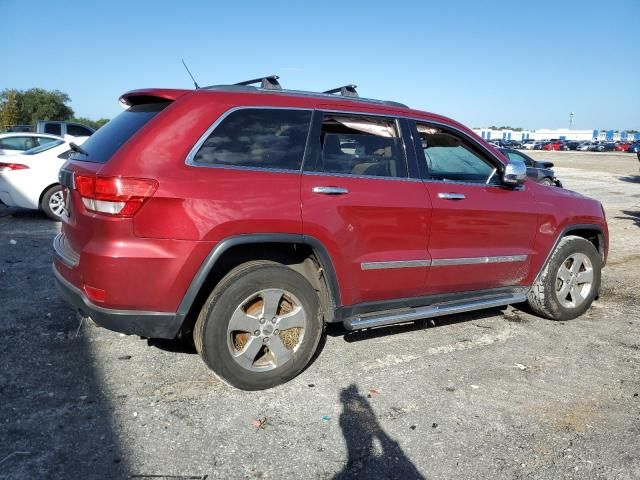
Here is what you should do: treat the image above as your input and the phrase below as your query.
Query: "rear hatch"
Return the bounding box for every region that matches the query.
[58,91,184,266]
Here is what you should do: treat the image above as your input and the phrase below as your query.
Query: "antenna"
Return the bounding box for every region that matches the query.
[181,59,200,89]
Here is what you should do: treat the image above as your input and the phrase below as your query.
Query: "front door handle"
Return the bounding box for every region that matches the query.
[312,186,349,195]
[438,192,466,200]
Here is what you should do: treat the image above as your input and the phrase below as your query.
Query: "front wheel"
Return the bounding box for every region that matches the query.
[540,177,554,186]
[527,236,601,320]
[194,261,323,390]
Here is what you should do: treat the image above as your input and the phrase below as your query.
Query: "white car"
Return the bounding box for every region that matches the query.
[0,132,62,155]
[0,137,87,219]
[521,140,536,150]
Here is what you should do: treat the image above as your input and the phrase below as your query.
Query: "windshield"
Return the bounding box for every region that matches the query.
[22,139,65,155]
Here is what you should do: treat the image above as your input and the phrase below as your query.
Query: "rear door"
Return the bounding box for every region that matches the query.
[301,111,431,307]
[410,120,539,295]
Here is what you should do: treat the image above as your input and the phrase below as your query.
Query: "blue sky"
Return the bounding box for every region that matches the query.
[1,0,638,130]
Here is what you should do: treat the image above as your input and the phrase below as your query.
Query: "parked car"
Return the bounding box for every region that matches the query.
[53,78,608,390]
[614,142,630,152]
[3,120,95,137]
[0,137,87,219]
[564,141,580,151]
[542,140,564,151]
[36,120,95,138]
[521,139,536,150]
[498,148,562,187]
[0,133,62,155]
[627,141,640,153]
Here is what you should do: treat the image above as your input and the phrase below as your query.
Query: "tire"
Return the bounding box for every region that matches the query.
[527,236,601,321]
[540,177,554,186]
[194,260,323,390]
[41,185,65,220]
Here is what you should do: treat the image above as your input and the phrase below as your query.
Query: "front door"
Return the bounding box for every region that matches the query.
[301,111,431,307]
[410,120,539,295]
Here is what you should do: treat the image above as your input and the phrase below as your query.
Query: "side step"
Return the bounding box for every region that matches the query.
[343,292,527,331]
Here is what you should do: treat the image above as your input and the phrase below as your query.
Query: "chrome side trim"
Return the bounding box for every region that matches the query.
[361,259,431,270]
[345,292,528,330]
[431,255,528,267]
[53,232,79,268]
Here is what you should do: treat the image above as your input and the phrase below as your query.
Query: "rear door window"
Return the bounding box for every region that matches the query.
[191,108,312,171]
[308,114,407,178]
[67,124,93,137]
[70,103,169,163]
[44,123,62,135]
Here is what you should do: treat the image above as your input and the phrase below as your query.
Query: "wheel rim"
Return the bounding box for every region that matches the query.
[226,288,306,372]
[555,253,594,309]
[48,190,65,217]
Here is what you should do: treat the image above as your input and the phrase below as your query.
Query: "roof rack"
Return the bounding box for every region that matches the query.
[201,75,408,108]
[323,85,359,98]
[234,75,282,90]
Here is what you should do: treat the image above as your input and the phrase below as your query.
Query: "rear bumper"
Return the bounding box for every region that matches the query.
[53,265,182,339]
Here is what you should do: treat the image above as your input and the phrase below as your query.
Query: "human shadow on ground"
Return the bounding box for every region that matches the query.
[333,384,425,480]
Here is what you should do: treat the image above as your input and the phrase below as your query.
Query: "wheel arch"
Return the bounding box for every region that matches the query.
[533,224,605,285]
[175,234,341,336]
[38,182,61,208]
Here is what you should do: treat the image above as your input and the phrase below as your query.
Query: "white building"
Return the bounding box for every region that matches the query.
[473,128,640,142]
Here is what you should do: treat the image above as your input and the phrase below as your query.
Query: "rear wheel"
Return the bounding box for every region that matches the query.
[527,236,601,320]
[41,185,65,220]
[194,261,323,390]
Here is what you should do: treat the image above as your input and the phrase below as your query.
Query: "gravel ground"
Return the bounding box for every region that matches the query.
[0,151,638,480]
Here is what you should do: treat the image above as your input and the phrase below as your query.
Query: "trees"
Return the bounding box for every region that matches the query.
[0,88,109,131]
[70,117,110,130]
[0,90,19,128]
[0,88,74,126]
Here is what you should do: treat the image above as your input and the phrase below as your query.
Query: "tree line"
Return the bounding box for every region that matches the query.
[0,88,109,131]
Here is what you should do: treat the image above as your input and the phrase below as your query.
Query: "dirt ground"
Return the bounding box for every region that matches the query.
[0,151,638,479]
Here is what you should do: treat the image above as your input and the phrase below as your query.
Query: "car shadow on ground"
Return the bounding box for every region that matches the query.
[618,175,640,184]
[616,210,640,228]
[333,384,425,480]
[0,207,128,478]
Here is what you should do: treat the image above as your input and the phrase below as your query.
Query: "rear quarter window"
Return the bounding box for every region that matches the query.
[191,108,312,171]
[70,103,169,163]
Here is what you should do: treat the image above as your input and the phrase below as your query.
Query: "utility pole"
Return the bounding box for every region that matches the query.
[569,112,574,130]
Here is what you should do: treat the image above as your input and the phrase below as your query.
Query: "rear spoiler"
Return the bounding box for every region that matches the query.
[118,88,190,107]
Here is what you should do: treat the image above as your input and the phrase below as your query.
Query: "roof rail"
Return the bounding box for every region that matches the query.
[323,85,359,98]
[201,76,409,108]
[234,75,282,90]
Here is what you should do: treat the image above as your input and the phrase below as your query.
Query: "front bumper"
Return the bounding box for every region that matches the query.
[53,265,183,339]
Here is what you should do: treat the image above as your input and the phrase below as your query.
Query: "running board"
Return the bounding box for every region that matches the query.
[343,292,527,331]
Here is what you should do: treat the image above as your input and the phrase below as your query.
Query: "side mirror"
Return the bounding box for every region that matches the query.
[502,160,527,186]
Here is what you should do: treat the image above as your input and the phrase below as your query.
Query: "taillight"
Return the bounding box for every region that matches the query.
[74,174,158,217]
[0,162,29,171]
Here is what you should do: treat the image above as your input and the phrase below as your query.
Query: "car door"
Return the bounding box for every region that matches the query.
[409,120,539,295]
[301,111,431,307]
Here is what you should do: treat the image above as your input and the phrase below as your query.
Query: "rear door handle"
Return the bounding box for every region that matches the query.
[438,192,466,200]
[312,186,349,195]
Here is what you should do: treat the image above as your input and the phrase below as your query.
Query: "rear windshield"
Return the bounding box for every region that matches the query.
[70,102,169,163]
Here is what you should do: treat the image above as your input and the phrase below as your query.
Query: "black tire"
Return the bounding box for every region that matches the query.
[540,177,554,186]
[41,184,65,220]
[194,260,323,390]
[527,236,601,320]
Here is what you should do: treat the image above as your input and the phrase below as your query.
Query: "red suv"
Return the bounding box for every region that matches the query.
[53,77,608,390]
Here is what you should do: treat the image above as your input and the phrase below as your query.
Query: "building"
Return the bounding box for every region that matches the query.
[472,128,640,142]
